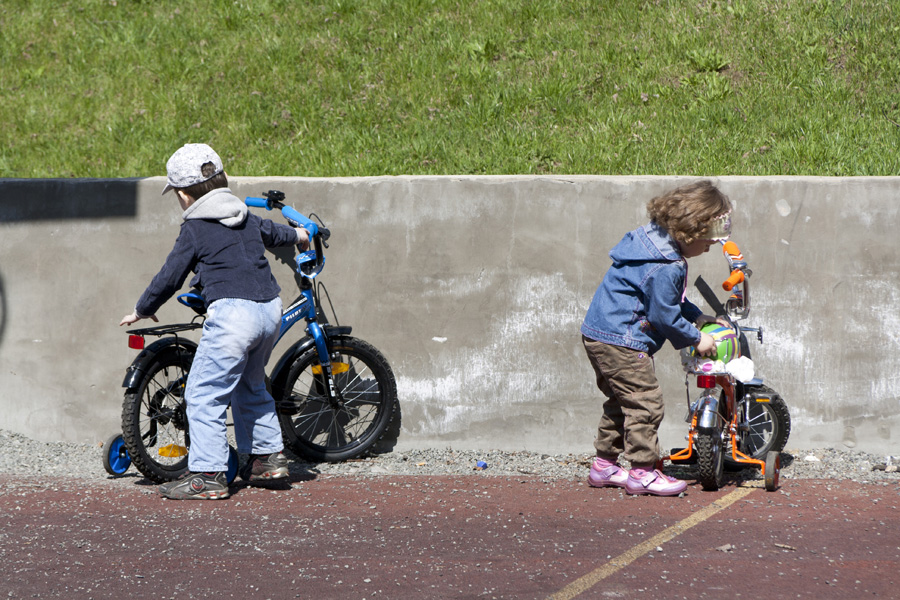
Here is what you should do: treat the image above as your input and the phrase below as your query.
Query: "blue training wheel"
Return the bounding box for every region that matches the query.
[225,445,239,485]
[103,433,131,475]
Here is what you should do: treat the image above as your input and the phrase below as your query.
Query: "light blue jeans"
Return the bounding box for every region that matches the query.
[185,297,284,472]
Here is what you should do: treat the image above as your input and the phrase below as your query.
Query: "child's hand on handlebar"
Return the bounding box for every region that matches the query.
[119,311,159,326]
[295,227,310,251]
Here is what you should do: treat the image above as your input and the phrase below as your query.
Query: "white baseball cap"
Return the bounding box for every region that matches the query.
[162,143,224,195]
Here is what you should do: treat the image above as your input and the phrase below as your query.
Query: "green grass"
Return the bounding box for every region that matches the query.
[2,0,899,177]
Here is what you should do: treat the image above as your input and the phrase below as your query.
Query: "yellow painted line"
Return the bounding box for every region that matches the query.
[548,485,758,600]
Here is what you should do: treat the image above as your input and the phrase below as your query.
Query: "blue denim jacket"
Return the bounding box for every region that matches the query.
[580,221,702,355]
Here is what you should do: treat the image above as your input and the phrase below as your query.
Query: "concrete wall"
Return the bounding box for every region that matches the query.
[1,176,897,455]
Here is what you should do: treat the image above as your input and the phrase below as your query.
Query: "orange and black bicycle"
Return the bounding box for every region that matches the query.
[667,240,790,492]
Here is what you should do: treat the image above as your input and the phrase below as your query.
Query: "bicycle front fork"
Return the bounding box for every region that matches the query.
[307,320,345,409]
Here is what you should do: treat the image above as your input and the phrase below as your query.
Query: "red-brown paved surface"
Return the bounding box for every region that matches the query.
[1,473,898,599]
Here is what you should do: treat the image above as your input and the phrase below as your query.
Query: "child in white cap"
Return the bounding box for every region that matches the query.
[120,143,309,500]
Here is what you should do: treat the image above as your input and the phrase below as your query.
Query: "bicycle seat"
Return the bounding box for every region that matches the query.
[177,289,207,315]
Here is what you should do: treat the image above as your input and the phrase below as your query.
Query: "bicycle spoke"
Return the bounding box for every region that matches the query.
[290,401,330,431]
[278,338,397,461]
[728,404,772,457]
[137,366,189,466]
[746,406,774,425]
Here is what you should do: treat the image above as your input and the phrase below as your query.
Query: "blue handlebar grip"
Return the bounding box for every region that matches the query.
[281,205,319,237]
[245,197,270,209]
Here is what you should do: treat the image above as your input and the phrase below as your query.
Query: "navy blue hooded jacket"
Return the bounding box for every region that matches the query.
[135,188,299,317]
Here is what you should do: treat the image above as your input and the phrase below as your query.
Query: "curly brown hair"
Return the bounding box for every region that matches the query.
[646,180,732,244]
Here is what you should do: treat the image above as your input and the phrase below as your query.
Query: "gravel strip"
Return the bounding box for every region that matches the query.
[2,429,899,486]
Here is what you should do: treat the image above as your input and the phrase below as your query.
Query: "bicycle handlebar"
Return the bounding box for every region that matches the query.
[722,270,744,292]
[721,241,746,291]
[722,241,743,261]
[245,194,324,239]
[719,240,751,319]
[244,196,269,209]
[246,191,332,280]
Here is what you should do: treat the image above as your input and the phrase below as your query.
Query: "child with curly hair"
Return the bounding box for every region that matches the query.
[580,180,732,496]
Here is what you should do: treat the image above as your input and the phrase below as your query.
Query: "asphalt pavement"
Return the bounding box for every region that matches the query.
[1,471,898,599]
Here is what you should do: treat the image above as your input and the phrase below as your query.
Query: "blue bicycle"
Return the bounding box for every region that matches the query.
[106,190,398,483]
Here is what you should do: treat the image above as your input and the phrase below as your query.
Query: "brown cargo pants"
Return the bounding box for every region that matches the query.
[582,335,665,469]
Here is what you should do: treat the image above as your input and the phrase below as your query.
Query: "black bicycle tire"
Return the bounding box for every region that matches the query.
[725,385,791,471]
[277,336,397,462]
[121,352,193,483]
[696,428,725,491]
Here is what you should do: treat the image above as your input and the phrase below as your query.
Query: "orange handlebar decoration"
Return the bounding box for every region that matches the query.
[723,270,744,291]
[722,241,742,260]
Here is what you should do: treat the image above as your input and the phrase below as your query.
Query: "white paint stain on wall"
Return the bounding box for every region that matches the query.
[775,199,792,217]
[421,272,494,297]
[753,288,812,368]
[397,272,584,436]
[748,277,900,430]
